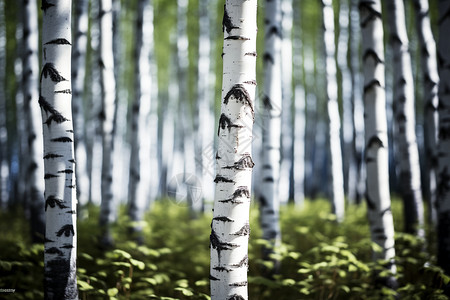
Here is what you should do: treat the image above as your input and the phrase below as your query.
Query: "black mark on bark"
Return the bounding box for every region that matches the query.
[213,216,235,222]
[56,224,75,237]
[39,96,69,126]
[363,79,383,93]
[41,63,67,83]
[229,281,248,287]
[45,38,71,45]
[225,36,250,41]
[363,49,384,64]
[214,175,234,183]
[44,173,59,179]
[41,0,55,12]
[218,113,243,135]
[232,224,250,236]
[224,84,254,117]
[223,5,239,33]
[45,247,64,256]
[45,196,69,211]
[51,137,73,143]
[224,154,255,170]
[231,255,249,268]
[209,274,220,281]
[44,153,63,159]
[227,295,245,300]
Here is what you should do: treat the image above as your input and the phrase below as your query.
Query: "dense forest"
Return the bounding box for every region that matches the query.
[0,0,450,299]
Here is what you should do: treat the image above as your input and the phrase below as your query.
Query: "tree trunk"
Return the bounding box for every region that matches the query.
[359,0,397,283]
[260,0,282,268]
[40,1,78,298]
[323,0,345,221]
[128,0,154,239]
[437,0,450,276]
[0,0,8,208]
[99,0,117,247]
[210,1,257,298]
[23,0,45,243]
[414,0,439,226]
[292,0,305,207]
[349,0,365,204]
[386,0,425,237]
[279,0,294,204]
[72,0,90,208]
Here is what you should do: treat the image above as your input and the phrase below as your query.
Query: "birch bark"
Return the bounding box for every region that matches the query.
[40,1,78,298]
[210,1,257,298]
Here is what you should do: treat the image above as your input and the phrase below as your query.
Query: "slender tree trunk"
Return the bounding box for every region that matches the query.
[279,0,293,204]
[128,0,153,239]
[260,0,282,268]
[350,0,365,204]
[359,0,397,284]
[72,0,90,208]
[210,1,257,298]
[0,0,8,208]
[414,0,439,225]
[23,0,45,243]
[386,0,424,237]
[292,0,305,207]
[323,0,345,221]
[99,0,117,247]
[40,1,78,298]
[437,0,450,276]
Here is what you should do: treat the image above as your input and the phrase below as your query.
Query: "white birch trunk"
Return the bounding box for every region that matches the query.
[359,0,396,278]
[414,0,439,225]
[279,0,293,204]
[0,0,8,208]
[323,0,345,221]
[437,0,450,276]
[210,1,257,298]
[23,0,45,242]
[350,0,366,204]
[292,0,305,206]
[72,0,90,207]
[40,1,78,298]
[386,0,424,237]
[99,0,116,246]
[128,0,154,236]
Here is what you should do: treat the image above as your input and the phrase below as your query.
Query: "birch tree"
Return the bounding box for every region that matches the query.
[259,0,282,264]
[386,0,424,237]
[210,0,257,298]
[0,0,8,208]
[39,0,78,298]
[359,0,396,283]
[128,0,154,238]
[23,0,45,242]
[437,0,450,276]
[72,0,90,207]
[414,0,439,225]
[99,0,117,246]
[322,0,345,221]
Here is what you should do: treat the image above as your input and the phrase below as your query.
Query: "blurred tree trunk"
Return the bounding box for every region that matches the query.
[72,0,90,208]
[128,0,154,240]
[437,0,450,277]
[0,0,8,208]
[99,0,117,247]
[279,0,293,204]
[210,0,257,298]
[414,0,439,225]
[359,0,397,285]
[260,0,282,270]
[338,0,358,203]
[39,1,78,298]
[292,0,305,207]
[386,0,424,237]
[349,0,365,204]
[195,0,216,208]
[322,0,345,222]
[23,0,45,243]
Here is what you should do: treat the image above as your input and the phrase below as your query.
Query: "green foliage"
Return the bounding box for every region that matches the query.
[0,199,448,299]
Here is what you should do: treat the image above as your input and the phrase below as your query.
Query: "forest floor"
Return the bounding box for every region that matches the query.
[0,198,448,299]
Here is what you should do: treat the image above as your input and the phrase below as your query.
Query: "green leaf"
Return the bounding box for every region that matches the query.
[107,288,119,297]
[175,287,194,296]
[0,260,12,271]
[130,258,145,270]
[113,249,132,260]
[195,280,209,287]
[78,280,94,291]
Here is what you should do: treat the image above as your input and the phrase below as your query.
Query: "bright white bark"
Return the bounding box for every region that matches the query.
[437,0,450,275]
[414,0,439,225]
[128,0,154,235]
[99,0,117,245]
[386,0,424,236]
[0,0,8,208]
[359,0,396,275]
[260,0,282,262]
[279,0,293,204]
[40,1,78,298]
[323,0,345,222]
[72,0,90,207]
[23,0,45,242]
[210,1,257,298]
